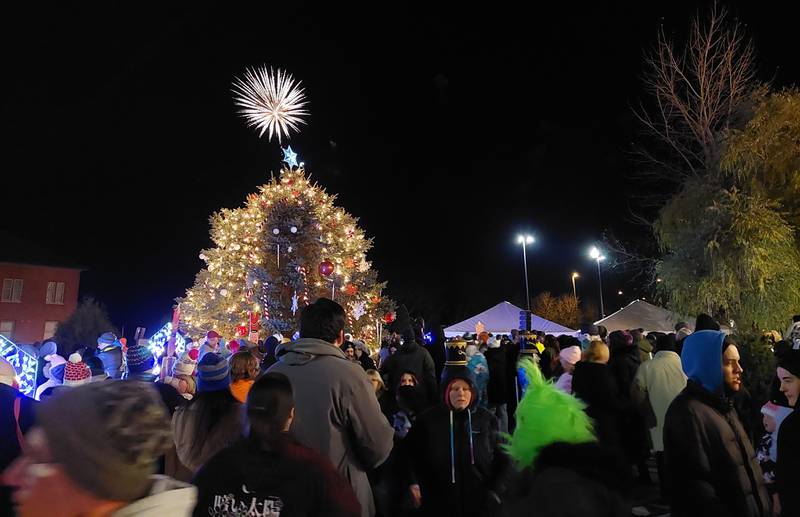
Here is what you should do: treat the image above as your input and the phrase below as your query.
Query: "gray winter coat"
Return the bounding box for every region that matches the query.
[268,338,394,517]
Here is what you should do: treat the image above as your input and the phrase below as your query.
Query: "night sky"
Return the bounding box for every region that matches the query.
[3,1,799,335]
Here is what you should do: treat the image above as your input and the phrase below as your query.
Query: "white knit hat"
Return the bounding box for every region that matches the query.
[173,348,199,377]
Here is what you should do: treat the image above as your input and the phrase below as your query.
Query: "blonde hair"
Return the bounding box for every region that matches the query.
[365,369,385,393]
[584,340,610,364]
[230,350,259,382]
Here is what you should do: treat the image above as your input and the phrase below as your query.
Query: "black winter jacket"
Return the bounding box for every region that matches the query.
[380,339,437,403]
[777,409,800,517]
[406,405,509,517]
[571,361,626,452]
[484,345,509,405]
[663,381,770,517]
[193,438,360,517]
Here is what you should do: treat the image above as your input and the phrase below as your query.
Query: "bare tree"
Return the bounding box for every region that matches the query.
[635,3,755,180]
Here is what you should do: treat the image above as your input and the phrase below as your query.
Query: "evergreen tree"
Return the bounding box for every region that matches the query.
[180,163,388,341]
[53,296,118,356]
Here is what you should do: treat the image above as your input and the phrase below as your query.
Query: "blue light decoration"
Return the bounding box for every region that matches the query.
[282,145,299,168]
[424,332,434,344]
[0,335,38,398]
[147,322,186,359]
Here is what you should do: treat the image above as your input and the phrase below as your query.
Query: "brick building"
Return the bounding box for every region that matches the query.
[0,262,82,343]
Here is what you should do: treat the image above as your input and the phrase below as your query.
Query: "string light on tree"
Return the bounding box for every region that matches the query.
[180,164,391,339]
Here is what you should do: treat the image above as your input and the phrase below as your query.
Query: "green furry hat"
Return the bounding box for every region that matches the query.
[504,360,595,469]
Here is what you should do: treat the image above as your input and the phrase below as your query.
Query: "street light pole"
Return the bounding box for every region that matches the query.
[589,246,606,319]
[517,235,534,311]
[596,258,604,318]
[571,272,579,303]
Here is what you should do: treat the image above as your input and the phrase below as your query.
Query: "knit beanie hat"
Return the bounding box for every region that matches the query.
[37,381,172,502]
[64,353,92,387]
[173,348,199,377]
[559,345,582,366]
[125,343,155,374]
[0,356,16,386]
[97,332,120,349]
[777,349,800,378]
[196,353,231,392]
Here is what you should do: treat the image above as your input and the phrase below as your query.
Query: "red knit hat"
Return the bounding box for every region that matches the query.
[64,353,92,387]
[207,330,220,339]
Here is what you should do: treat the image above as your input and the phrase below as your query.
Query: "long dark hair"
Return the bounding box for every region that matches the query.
[188,389,240,457]
[247,372,294,451]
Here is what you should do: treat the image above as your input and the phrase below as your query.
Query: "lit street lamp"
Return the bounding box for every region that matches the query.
[571,272,579,303]
[517,234,535,311]
[589,246,606,318]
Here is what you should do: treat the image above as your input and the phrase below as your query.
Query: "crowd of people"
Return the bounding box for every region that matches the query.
[1,299,799,517]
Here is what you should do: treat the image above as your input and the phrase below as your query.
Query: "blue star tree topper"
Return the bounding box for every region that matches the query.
[282,146,299,168]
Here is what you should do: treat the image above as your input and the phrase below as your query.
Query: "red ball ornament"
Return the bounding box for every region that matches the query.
[370,296,382,305]
[344,284,358,296]
[383,311,396,324]
[318,260,334,277]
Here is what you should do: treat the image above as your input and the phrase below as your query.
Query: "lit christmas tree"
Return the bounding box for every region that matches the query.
[179,153,389,342]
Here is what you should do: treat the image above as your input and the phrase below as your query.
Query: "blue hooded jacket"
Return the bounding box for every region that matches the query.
[680,330,726,393]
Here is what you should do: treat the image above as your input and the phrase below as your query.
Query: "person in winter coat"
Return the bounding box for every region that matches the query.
[229,350,259,403]
[756,402,793,513]
[553,345,581,394]
[3,381,196,516]
[466,342,489,407]
[484,335,509,433]
[571,341,626,453]
[776,349,800,517]
[96,331,124,379]
[381,305,437,405]
[405,340,508,517]
[192,372,360,517]
[0,357,37,515]
[607,329,650,483]
[260,335,281,372]
[502,358,626,516]
[198,330,222,360]
[631,328,653,363]
[267,298,393,517]
[172,353,245,476]
[34,352,66,400]
[663,330,770,517]
[631,332,687,501]
[354,341,377,371]
[502,442,631,517]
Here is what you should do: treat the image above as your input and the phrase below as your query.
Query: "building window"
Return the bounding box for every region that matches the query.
[0,321,14,339]
[44,321,59,339]
[46,282,66,305]
[1,279,23,303]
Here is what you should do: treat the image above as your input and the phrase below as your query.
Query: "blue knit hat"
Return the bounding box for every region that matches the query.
[197,353,231,392]
[97,332,121,350]
[125,344,155,374]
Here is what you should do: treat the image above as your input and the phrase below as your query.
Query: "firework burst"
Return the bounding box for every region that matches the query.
[232,66,309,143]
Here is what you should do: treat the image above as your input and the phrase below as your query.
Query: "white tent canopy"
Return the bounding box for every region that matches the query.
[594,299,691,334]
[444,301,577,337]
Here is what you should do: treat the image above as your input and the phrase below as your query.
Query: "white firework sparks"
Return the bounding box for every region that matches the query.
[233,66,309,143]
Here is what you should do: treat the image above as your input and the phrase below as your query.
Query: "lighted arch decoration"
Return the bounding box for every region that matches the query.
[147,322,187,359]
[0,335,38,398]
